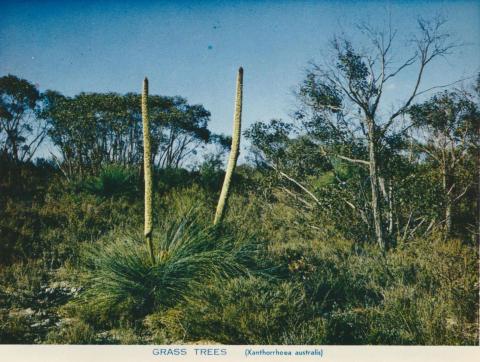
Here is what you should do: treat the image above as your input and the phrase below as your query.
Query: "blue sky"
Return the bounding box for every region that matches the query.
[1,0,479,144]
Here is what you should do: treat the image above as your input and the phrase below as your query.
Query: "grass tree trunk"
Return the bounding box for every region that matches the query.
[214,67,243,225]
[142,77,155,264]
[367,119,384,250]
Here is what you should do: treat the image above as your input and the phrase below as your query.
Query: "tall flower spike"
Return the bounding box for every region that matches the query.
[214,67,243,225]
[142,77,155,263]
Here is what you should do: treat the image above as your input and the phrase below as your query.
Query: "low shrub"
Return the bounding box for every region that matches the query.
[82,165,139,198]
[45,319,97,344]
[148,276,312,344]
[75,211,259,327]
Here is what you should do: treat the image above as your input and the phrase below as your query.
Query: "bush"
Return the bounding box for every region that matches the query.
[0,260,50,310]
[45,319,97,344]
[265,233,478,345]
[82,165,139,198]
[0,308,38,343]
[156,168,196,192]
[149,276,313,344]
[75,212,259,327]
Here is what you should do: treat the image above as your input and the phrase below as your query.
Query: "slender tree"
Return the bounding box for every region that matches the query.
[142,77,155,263]
[409,89,479,235]
[214,67,243,225]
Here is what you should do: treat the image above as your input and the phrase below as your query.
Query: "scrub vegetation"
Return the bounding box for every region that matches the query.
[0,18,479,345]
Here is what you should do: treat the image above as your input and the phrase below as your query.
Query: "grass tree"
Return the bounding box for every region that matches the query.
[80,212,255,319]
[214,67,243,225]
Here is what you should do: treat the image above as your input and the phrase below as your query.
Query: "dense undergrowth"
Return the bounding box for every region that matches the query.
[0,160,478,345]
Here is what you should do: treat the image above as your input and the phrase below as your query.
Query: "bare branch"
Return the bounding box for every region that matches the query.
[281,186,315,209]
[269,163,321,205]
[383,53,418,82]
[336,154,370,166]
[453,183,473,202]
[387,17,457,126]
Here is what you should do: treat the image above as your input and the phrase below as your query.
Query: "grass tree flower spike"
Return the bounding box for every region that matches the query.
[142,77,155,264]
[214,67,243,225]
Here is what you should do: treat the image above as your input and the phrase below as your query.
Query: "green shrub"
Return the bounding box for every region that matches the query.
[278,317,327,344]
[0,260,50,310]
[45,319,97,344]
[265,233,479,345]
[150,276,312,344]
[0,200,44,264]
[198,153,224,191]
[156,167,195,192]
[83,165,138,198]
[76,212,258,326]
[0,308,38,343]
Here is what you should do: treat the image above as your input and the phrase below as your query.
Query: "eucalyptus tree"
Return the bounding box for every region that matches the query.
[154,99,211,169]
[296,17,457,249]
[409,89,479,235]
[245,118,371,241]
[42,91,213,178]
[0,75,45,163]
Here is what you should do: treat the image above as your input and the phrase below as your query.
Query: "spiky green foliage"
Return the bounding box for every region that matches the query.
[83,165,138,198]
[142,77,155,263]
[214,67,243,225]
[78,212,256,322]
